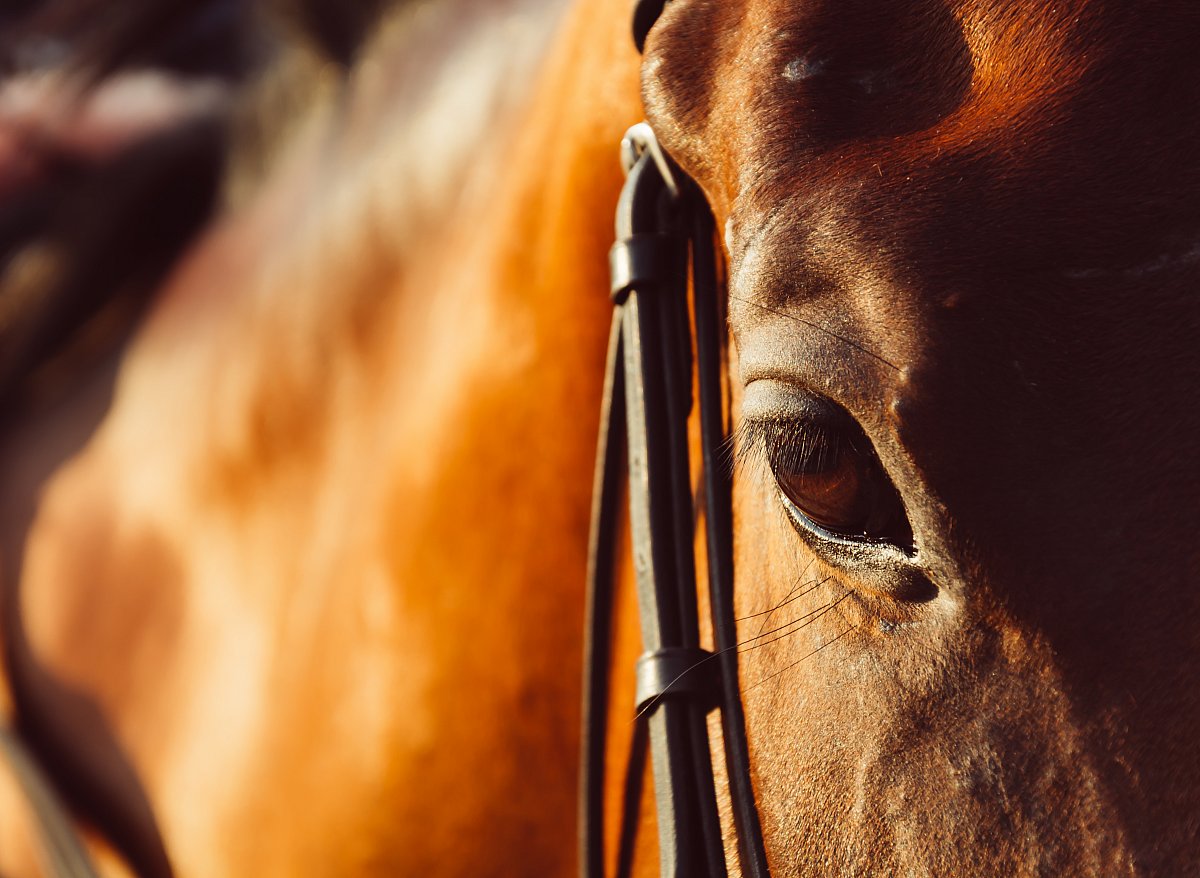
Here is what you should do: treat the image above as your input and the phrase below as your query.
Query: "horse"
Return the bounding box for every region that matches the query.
[0,0,1198,874]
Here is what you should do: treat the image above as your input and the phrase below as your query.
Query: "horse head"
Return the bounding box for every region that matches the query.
[639,0,1200,873]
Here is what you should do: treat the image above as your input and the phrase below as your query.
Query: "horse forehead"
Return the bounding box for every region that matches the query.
[645,0,1133,160]
[646,0,1193,199]
[647,0,1200,335]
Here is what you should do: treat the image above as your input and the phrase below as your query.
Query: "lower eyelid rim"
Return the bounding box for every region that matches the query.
[756,430,915,553]
[777,487,892,548]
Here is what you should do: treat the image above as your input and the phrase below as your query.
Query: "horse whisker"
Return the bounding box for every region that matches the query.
[631,591,850,722]
[744,623,862,694]
[738,591,841,646]
[736,574,829,623]
[737,593,850,655]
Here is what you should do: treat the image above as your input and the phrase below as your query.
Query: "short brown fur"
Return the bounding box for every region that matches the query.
[2,0,1198,876]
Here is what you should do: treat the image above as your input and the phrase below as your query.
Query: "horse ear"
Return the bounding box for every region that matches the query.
[281,0,387,67]
[632,0,666,53]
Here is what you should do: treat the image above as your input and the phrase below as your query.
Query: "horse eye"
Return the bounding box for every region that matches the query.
[758,420,913,550]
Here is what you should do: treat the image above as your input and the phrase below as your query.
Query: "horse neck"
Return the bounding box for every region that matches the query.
[0,0,646,874]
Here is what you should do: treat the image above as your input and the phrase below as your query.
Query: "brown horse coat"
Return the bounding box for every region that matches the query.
[1,0,1198,875]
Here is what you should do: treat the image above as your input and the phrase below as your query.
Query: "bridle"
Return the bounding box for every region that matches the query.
[0,2,774,876]
[578,2,771,876]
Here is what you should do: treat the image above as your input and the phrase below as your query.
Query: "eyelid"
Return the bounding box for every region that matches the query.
[741,378,845,425]
[735,417,841,474]
[734,382,856,476]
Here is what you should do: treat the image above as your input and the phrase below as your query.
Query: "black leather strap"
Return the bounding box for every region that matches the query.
[0,724,100,878]
[691,195,772,878]
[616,147,725,878]
[580,124,774,878]
[580,7,772,877]
[579,127,772,878]
[579,312,626,878]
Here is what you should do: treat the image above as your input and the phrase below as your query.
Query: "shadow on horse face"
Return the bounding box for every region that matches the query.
[644,0,1200,873]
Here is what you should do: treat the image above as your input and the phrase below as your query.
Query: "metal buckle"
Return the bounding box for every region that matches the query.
[620,122,679,198]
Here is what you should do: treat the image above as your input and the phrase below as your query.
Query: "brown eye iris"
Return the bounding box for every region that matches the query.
[773,447,871,534]
[757,418,912,549]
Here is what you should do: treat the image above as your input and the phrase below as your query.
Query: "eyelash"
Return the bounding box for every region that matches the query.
[733,417,849,477]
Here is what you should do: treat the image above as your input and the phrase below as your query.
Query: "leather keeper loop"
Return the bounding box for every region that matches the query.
[635,647,718,714]
[609,235,685,303]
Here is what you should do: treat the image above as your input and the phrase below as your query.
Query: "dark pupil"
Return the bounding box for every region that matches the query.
[772,444,876,535]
